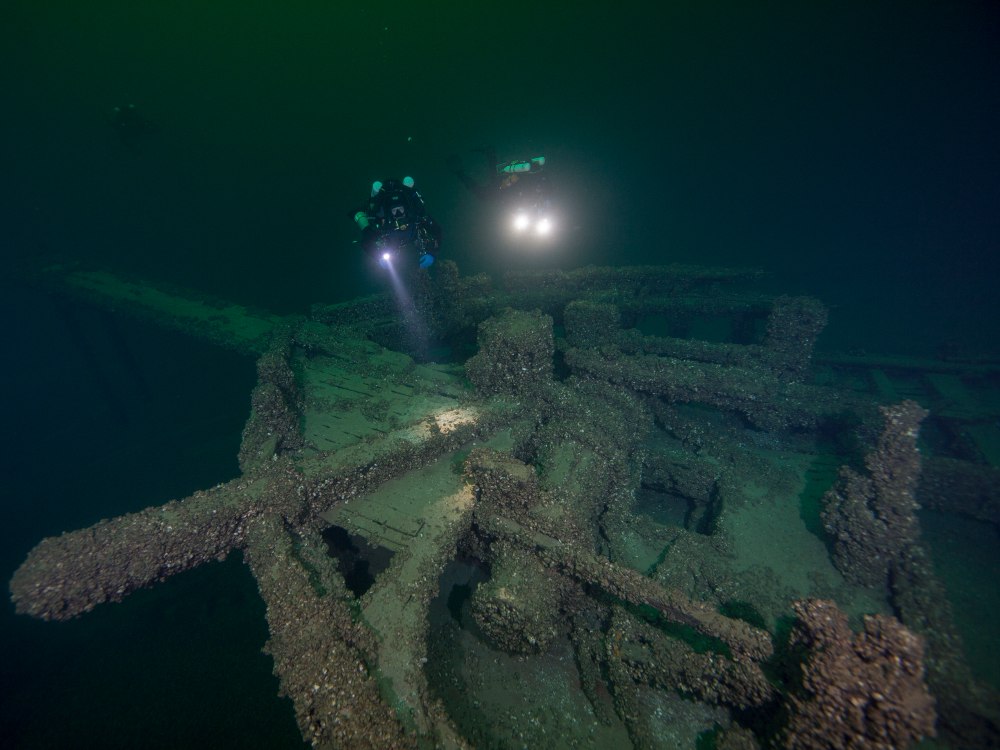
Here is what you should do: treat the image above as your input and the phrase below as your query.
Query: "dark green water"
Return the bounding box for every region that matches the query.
[2,1,998,747]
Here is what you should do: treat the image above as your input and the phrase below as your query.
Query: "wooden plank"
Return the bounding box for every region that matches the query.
[869,369,900,402]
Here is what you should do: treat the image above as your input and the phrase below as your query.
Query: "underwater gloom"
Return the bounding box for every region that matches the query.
[3,1,999,748]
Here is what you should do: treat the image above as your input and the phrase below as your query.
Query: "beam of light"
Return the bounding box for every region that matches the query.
[383,256,406,298]
[383,256,430,357]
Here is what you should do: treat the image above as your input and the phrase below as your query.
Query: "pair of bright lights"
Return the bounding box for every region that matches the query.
[512,213,553,235]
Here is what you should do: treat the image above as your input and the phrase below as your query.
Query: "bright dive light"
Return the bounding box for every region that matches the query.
[512,213,530,232]
[536,217,553,235]
[382,251,392,261]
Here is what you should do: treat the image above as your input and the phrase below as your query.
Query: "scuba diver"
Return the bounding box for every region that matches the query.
[448,148,553,238]
[111,103,157,148]
[352,176,442,270]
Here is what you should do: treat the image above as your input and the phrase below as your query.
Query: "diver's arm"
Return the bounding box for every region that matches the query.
[409,189,431,219]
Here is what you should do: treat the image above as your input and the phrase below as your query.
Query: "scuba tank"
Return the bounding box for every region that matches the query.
[498,156,545,175]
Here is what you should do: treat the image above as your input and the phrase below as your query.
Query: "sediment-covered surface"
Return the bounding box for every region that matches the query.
[11,263,1000,748]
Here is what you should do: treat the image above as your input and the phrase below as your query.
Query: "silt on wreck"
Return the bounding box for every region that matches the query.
[10,261,1000,749]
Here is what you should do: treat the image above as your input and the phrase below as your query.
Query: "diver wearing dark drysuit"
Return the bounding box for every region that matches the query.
[352,177,442,269]
[449,148,551,226]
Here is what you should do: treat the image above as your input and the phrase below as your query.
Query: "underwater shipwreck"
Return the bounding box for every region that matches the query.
[10,262,1000,749]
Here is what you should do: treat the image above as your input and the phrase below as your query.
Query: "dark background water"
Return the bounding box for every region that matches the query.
[2,1,998,747]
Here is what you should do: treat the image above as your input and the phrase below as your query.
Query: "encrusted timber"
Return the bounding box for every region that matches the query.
[243,514,415,749]
[640,446,722,533]
[464,309,554,398]
[300,401,515,522]
[640,447,718,501]
[308,294,408,347]
[41,264,779,364]
[821,401,927,589]
[783,598,937,750]
[433,264,772,337]
[44,266,284,356]
[500,264,765,296]
[476,513,773,663]
[415,262,761,315]
[565,347,845,431]
[761,296,829,378]
[44,265,405,359]
[815,350,1000,377]
[9,477,265,621]
[822,402,1000,746]
[918,456,1000,526]
[470,435,628,554]
[310,294,395,327]
[608,605,775,711]
[10,399,509,623]
[357,484,478,743]
[569,295,828,382]
[891,546,1000,748]
[239,337,305,472]
[618,332,785,370]
[494,292,776,335]
[612,291,776,322]
[466,287,775,346]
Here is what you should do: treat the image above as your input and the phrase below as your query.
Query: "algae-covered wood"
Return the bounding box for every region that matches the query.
[11,262,999,749]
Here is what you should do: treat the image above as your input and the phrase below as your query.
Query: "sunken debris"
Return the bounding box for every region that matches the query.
[11,262,998,748]
[821,400,929,590]
[783,598,936,750]
[822,400,1000,747]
